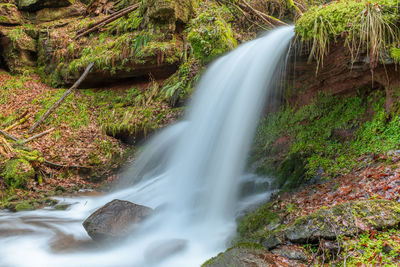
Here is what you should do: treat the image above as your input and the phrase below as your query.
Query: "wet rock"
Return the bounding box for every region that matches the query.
[260,230,283,250]
[285,200,400,243]
[202,247,305,267]
[83,199,153,242]
[271,245,308,262]
[144,239,187,263]
[17,0,73,11]
[0,3,22,25]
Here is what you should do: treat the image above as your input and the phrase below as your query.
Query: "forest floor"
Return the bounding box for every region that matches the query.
[264,154,400,265]
[0,70,164,209]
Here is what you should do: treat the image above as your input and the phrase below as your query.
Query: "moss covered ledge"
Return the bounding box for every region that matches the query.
[295,0,400,70]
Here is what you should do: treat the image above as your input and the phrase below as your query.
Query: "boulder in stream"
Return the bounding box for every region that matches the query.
[83,199,153,242]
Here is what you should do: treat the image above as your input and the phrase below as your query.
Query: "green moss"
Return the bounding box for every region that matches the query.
[66,31,180,77]
[14,201,34,211]
[253,92,367,181]
[160,58,201,105]
[187,4,237,63]
[2,158,35,189]
[390,47,400,63]
[236,202,281,241]
[32,89,90,129]
[296,0,400,70]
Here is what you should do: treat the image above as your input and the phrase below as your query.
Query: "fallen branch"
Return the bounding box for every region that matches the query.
[77,4,135,35]
[22,128,54,144]
[75,3,140,39]
[217,0,268,30]
[44,160,92,171]
[5,115,28,132]
[239,0,288,27]
[0,130,19,141]
[28,62,94,134]
[0,146,8,158]
[0,136,13,153]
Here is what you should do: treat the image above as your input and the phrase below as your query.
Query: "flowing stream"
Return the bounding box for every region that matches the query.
[0,26,294,267]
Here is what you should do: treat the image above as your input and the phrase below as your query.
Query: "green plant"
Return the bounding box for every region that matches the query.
[296,0,400,71]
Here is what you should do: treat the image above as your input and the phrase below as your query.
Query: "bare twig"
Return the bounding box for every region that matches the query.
[0,130,19,141]
[44,160,91,171]
[5,116,28,131]
[28,62,94,134]
[77,4,135,34]
[22,128,54,144]
[239,0,288,27]
[75,3,140,39]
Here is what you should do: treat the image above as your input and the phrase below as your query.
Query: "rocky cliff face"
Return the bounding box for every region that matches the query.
[288,41,400,111]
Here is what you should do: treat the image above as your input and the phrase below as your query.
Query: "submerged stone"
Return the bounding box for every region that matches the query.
[83,199,153,242]
[144,239,187,263]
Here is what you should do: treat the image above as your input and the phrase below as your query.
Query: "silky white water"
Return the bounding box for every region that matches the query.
[0,26,294,267]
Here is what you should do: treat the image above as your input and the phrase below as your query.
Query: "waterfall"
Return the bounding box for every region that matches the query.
[0,26,294,267]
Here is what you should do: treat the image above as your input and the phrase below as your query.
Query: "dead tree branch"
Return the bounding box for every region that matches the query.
[28,62,94,134]
[239,0,288,27]
[75,3,140,39]
[22,128,54,144]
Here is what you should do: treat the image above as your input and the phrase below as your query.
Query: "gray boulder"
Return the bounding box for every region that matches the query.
[202,247,304,267]
[83,199,153,242]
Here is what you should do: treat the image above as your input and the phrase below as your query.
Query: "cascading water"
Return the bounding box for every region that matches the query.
[0,26,294,267]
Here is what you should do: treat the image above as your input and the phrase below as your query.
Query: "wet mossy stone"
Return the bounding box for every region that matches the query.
[285,199,400,243]
[0,3,22,25]
[14,201,34,211]
[2,158,35,189]
[17,0,73,11]
[237,203,281,240]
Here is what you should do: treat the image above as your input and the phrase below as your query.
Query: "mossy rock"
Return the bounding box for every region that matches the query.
[274,153,307,191]
[145,0,197,25]
[391,47,400,64]
[202,247,282,267]
[2,158,35,189]
[17,0,74,11]
[14,201,34,211]
[187,5,237,63]
[237,203,281,240]
[35,4,85,22]
[285,199,400,243]
[0,3,22,25]
[0,27,37,73]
